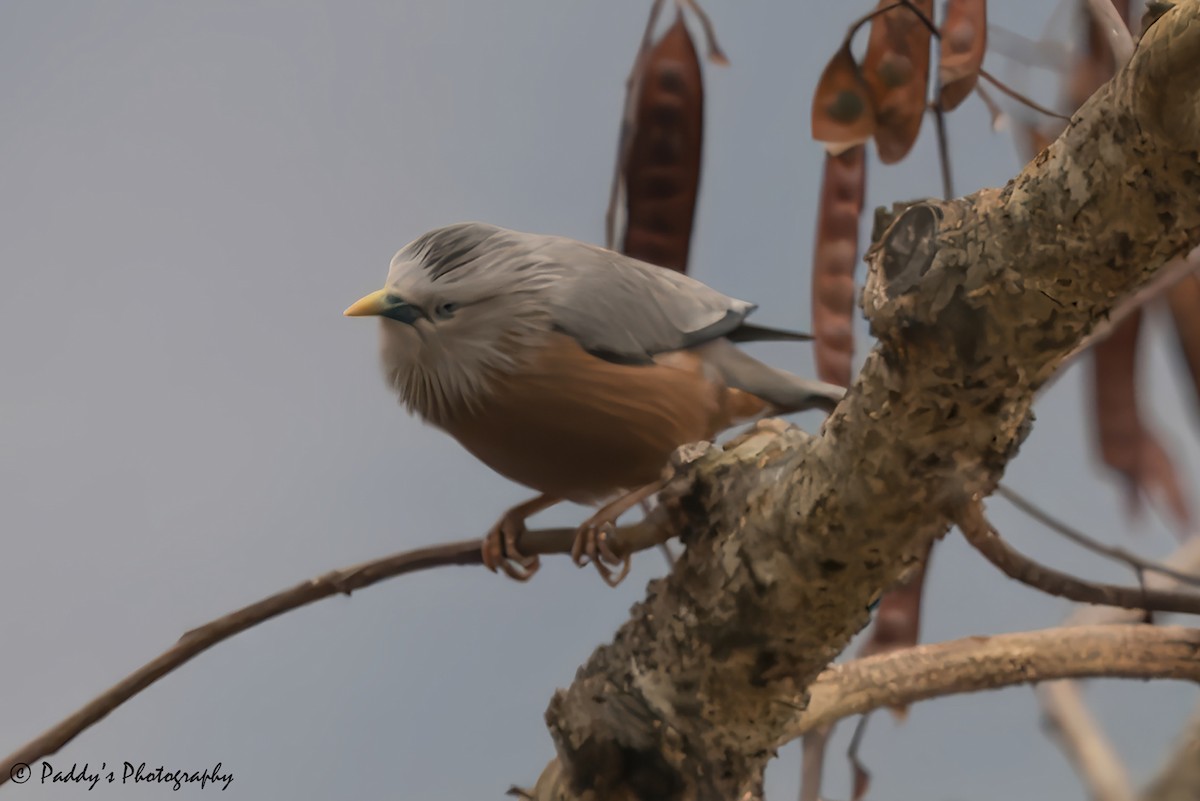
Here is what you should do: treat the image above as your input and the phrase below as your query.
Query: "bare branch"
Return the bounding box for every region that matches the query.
[979,68,1071,120]
[0,517,672,786]
[957,500,1200,615]
[783,625,1200,739]
[996,484,1200,588]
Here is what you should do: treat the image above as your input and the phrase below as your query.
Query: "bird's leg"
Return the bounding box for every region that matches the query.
[640,498,677,567]
[572,480,668,587]
[482,494,560,582]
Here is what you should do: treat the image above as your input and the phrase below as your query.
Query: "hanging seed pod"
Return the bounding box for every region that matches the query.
[1092,312,1191,528]
[811,42,877,152]
[1167,273,1200,417]
[620,13,706,273]
[938,0,987,111]
[862,0,934,164]
[811,145,866,387]
[864,0,936,164]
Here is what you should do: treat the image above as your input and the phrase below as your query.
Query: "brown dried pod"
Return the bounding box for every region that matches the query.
[811,145,866,387]
[620,13,705,273]
[1091,312,1191,528]
[1167,273,1200,417]
[862,0,934,164]
[811,42,877,152]
[938,0,987,111]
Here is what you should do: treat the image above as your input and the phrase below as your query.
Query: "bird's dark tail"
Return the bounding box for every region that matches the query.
[726,322,814,344]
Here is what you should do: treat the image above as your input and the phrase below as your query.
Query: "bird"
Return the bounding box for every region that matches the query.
[345,222,844,585]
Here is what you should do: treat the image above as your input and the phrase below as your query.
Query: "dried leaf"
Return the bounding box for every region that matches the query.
[620,13,705,273]
[1092,312,1192,529]
[938,0,987,110]
[812,145,866,387]
[862,0,934,163]
[811,42,876,153]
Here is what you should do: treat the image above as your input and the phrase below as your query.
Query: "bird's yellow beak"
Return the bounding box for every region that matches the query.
[344,289,389,317]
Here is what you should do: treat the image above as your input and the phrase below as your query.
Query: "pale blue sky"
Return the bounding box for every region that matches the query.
[1,2,1196,799]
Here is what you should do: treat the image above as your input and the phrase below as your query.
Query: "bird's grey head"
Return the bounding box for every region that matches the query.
[344,222,559,422]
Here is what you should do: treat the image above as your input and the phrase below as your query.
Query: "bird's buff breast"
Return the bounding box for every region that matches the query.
[433,333,747,504]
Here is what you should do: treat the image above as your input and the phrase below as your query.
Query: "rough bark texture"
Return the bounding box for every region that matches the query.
[534,7,1200,800]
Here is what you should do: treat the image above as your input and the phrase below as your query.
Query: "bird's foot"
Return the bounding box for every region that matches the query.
[568,515,628,585]
[571,518,630,587]
[482,511,540,582]
[571,481,666,587]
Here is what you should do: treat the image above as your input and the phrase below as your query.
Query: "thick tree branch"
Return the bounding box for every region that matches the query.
[786,625,1200,737]
[535,7,1200,799]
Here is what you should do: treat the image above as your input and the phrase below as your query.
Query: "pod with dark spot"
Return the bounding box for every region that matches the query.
[938,0,987,111]
[811,42,877,152]
[862,0,934,164]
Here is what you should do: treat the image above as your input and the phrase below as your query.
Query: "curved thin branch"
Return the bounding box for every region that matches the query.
[957,501,1200,615]
[784,625,1200,739]
[997,484,1200,588]
[0,517,671,787]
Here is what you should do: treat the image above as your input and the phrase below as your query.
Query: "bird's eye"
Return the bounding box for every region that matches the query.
[434,302,459,319]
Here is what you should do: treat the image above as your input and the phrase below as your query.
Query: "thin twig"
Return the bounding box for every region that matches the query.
[843,1,905,47]
[957,499,1200,615]
[974,84,1009,131]
[677,0,729,64]
[997,484,1200,588]
[0,518,673,786]
[933,101,955,199]
[846,714,872,801]
[979,68,1072,121]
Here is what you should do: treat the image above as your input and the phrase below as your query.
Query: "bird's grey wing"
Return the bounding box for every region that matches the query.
[695,339,845,414]
[538,240,757,364]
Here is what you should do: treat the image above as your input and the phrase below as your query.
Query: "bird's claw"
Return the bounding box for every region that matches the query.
[482,516,540,582]
[571,521,631,587]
